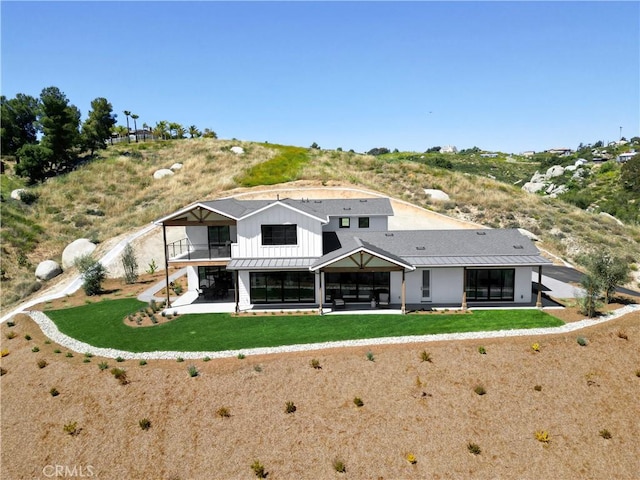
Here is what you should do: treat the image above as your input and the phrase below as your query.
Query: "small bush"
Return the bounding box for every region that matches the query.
[366,351,375,362]
[477,346,486,355]
[98,361,109,371]
[405,453,417,464]
[467,442,482,455]
[83,358,91,363]
[0,367,6,376]
[63,421,79,436]
[237,353,246,359]
[0,349,9,357]
[420,350,432,362]
[251,460,266,478]
[599,429,612,439]
[333,458,346,473]
[139,360,147,366]
[176,357,184,363]
[53,349,61,354]
[353,397,364,407]
[44,340,51,344]
[285,401,297,414]
[535,430,550,443]
[24,334,31,340]
[115,356,125,363]
[617,330,628,340]
[531,343,540,352]
[37,359,48,369]
[65,352,73,358]
[187,365,199,377]
[310,358,321,369]
[32,346,40,352]
[6,321,15,327]
[84,352,94,358]
[577,337,588,347]
[202,356,211,362]
[5,331,16,339]
[50,387,60,397]
[474,385,486,396]
[110,367,128,385]
[216,406,231,418]
[253,365,262,372]
[139,418,151,431]
[534,385,542,392]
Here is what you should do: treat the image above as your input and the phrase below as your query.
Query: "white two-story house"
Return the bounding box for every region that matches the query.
[155,195,551,312]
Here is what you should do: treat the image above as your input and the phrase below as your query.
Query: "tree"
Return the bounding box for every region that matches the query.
[14,144,53,183]
[168,122,182,139]
[425,146,441,153]
[121,243,138,284]
[366,147,389,156]
[131,114,139,142]
[578,273,602,318]
[74,254,107,296]
[621,153,640,193]
[1,94,39,155]
[154,121,169,140]
[81,97,117,155]
[188,125,201,138]
[202,128,217,139]
[175,125,186,139]
[38,86,81,172]
[123,110,131,142]
[584,251,631,304]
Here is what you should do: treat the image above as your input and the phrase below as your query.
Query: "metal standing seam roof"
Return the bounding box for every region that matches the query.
[227,258,317,270]
[405,255,552,267]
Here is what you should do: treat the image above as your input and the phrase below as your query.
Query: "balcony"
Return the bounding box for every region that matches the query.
[167,238,232,262]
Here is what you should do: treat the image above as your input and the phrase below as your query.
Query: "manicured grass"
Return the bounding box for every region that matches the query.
[235,144,309,187]
[46,299,564,353]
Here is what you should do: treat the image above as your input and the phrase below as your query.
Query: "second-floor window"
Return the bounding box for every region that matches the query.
[358,217,370,228]
[208,226,230,246]
[339,217,350,228]
[261,224,297,245]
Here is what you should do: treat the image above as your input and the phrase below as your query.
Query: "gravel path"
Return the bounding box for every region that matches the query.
[23,304,639,360]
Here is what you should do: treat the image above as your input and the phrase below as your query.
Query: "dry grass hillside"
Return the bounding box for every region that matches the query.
[1,138,639,311]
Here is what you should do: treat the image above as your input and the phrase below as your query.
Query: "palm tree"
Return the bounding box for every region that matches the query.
[123,110,131,143]
[154,121,169,140]
[188,125,201,138]
[131,114,139,142]
[168,122,181,140]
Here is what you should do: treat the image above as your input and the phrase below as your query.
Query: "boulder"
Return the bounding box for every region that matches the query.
[153,168,174,179]
[522,182,545,194]
[575,158,588,166]
[170,163,183,171]
[599,212,624,226]
[517,228,539,242]
[564,165,577,172]
[230,146,244,155]
[35,260,62,281]
[62,238,97,269]
[546,165,565,178]
[423,189,450,201]
[530,171,546,183]
[548,185,568,198]
[10,189,27,201]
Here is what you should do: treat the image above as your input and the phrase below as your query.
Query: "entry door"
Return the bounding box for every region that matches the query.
[421,270,431,301]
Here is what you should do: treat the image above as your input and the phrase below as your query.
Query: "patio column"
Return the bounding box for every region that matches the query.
[536,266,543,309]
[318,271,324,315]
[401,270,406,314]
[162,223,171,307]
[461,267,468,310]
[234,271,239,314]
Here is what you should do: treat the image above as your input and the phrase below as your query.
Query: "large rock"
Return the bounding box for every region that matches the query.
[230,146,244,155]
[62,238,97,269]
[153,168,174,179]
[546,165,565,178]
[423,189,450,201]
[35,260,62,281]
[169,163,183,171]
[530,171,546,183]
[522,182,545,194]
[10,189,27,201]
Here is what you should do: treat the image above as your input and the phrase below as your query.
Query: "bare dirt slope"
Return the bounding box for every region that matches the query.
[1,310,639,480]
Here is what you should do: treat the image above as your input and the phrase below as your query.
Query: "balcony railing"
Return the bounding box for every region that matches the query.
[167,238,232,261]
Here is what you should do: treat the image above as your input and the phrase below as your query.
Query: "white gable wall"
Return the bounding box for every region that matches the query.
[324,215,388,232]
[236,204,323,258]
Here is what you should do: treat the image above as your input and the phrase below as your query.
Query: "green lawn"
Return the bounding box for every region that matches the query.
[45,299,564,353]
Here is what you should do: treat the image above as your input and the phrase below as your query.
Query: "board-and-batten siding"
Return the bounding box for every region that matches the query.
[236,205,324,258]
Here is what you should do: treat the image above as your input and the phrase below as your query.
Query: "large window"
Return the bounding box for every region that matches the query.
[207,225,230,246]
[261,225,297,245]
[324,272,390,302]
[465,269,514,301]
[421,270,431,300]
[250,271,315,304]
[358,217,370,228]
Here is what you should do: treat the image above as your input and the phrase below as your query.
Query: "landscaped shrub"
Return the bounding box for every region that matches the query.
[31,346,39,352]
[237,353,246,359]
[187,365,199,377]
[176,357,184,363]
[98,361,109,371]
[83,358,91,363]
[420,350,432,362]
[366,351,375,362]
[74,254,107,296]
[405,453,417,464]
[310,358,321,369]
[577,337,588,346]
[474,385,486,396]
[599,429,612,439]
[84,352,93,358]
[6,321,15,327]
[65,352,73,358]
[110,367,128,385]
[115,356,125,363]
[285,401,297,414]
[253,365,262,372]
[202,356,211,362]
[139,418,151,431]
[477,346,486,355]
[139,360,147,366]
[617,330,629,340]
[121,242,138,284]
[5,331,16,339]
[0,367,7,376]
[216,406,231,418]
[24,334,31,340]
[531,342,540,352]
[63,421,79,436]
[353,397,364,407]
[332,458,346,473]
[0,349,9,357]
[37,359,48,369]
[467,442,482,455]
[251,460,266,478]
[534,385,542,392]
[50,387,60,397]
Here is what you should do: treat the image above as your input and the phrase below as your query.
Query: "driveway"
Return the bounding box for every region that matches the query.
[543,265,640,298]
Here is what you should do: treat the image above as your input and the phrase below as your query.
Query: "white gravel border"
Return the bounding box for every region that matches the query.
[23,304,639,360]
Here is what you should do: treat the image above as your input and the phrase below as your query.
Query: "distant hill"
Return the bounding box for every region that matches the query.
[1,138,639,311]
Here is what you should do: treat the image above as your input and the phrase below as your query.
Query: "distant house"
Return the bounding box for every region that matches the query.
[480,153,498,158]
[547,148,573,157]
[155,195,551,313]
[617,151,636,163]
[521,151,535,157]
[440,145,458,154]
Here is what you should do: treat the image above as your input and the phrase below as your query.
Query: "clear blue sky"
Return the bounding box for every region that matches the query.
[2,1,638,153]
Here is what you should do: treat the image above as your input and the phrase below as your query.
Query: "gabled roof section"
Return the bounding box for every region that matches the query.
[295,198,393,216]
[239,198,329,223]
[154,201,241,224]
[311,235,415,271]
